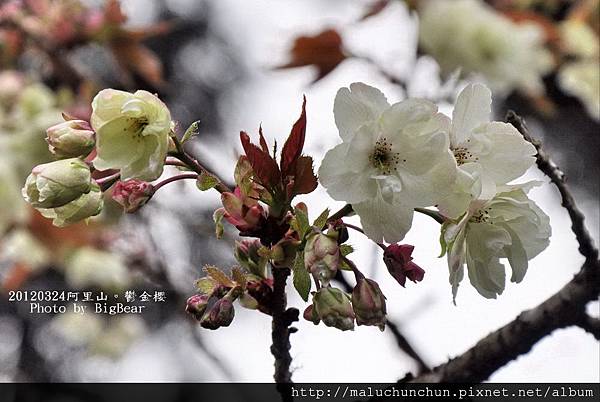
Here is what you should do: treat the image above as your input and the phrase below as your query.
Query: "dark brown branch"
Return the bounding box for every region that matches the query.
[506,111,598,265]
[403,112,600,383]
[270,266,299,401]
[576,314,600,340]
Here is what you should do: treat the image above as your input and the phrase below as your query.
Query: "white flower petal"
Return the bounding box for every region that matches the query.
[470,122,537,184]
[451,83,491,145]
[318,142,377,204]
[334,83,389,141]
[352,197,414,243]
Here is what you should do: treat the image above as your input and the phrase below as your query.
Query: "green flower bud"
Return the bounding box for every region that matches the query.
[304,232,340,285]
[38,182,103,227]
[352,278,387,331]
[22,158,92,209]
[313,287,355,331]
[46,119,95,158]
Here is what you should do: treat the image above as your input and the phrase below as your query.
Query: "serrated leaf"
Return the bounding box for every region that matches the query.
[312,208,330,229]
[292,252,311,301]
[181,120,200,144]
[197,171,219,191]
[195,277,218,295]
[231,267,247,289]
[204,265,236,288]
[340,244,354,257]
[294,206,310,238]
[213,208,225,239]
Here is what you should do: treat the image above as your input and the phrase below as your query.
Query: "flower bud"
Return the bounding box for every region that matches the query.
[383,244,425,287]
[312,287,355,331]
[200,297,235,330]
[185,294,210,321]
[304,232,339,285]
[234,239,266,277]
[22,158,92,209]
[38,182,103,227]
[46,119,95,158]
[220,187,266,233]
[352,278,387,330]
[303,304,320,325]
[112,180,154,213]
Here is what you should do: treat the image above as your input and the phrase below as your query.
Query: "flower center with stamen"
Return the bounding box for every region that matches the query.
[452,146,478,166]
[470,207,492,223]
[369,137,400,175]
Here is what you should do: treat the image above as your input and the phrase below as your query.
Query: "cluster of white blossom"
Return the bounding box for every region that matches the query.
[418,0,553,95]
[319,82,551,300]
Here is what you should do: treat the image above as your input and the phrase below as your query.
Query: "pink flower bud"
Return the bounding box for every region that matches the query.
[112,180,154,213]
[352,278,387,330]
[200,297,235,330]
[220,187,267,233]
[185,294,210,321]
[383,244,425,287]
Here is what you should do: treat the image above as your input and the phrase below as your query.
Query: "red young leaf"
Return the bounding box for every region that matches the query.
[240,131,281,189]
[278,29,346,82]
[258,125,269,153]
[291,156,318,196]
[280,96,307,177]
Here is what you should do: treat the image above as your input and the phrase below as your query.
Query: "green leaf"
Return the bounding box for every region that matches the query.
[339,260,352,271]
[293,206,310,238]
[181,120,200,144]
[340,244,354,257]
[312,208,330,229]
[204,265,236,287]
[195,277,218,295]
[292,252,311,301]
[213,208,225,239]
[238,293,258,310]
[196,171,219,191]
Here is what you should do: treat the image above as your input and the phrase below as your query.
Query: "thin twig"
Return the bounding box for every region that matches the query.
[152,173,198,192]
[400,112,600,384]
[171,135,231,194]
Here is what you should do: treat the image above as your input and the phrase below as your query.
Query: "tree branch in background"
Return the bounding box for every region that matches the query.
[396,112,600,384]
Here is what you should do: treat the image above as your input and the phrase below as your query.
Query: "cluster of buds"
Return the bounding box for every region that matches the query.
[186,264,277,329]
[304,278,388,332]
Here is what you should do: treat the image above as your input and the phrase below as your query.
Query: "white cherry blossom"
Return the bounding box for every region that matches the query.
[438,83,537,218]
[442,182,551,302]
[319,83,456,243]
